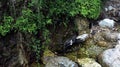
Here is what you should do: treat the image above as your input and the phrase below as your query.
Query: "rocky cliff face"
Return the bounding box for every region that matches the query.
[0,32,28,67]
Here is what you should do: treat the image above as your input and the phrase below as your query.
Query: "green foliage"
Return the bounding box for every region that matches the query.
[15,9,37,34]
[0,0,102,63]
[31,37,42,62]
[43,0,101,20]
[1,0,101,36]
[75,0,101,19]
[0,16,13,36]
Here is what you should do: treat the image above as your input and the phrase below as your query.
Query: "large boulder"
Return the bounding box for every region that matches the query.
[98,41,120,67]
[78,58,101,67]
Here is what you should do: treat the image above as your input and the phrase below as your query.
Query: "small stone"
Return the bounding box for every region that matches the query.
[97,41,108,47]
[76,34,89,41]
[108,6,114,11]
[105,8,108,12]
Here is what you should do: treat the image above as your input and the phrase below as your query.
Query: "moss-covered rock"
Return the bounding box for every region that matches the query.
[42,48,55,64]
[78,58,101,67]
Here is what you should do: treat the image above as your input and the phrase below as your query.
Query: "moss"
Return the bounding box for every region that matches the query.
[30,62,45,67]
[43,48,55,57]
[65,52,78,61]
[65,47,90,62]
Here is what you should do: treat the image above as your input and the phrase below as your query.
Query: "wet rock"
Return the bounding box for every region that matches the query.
[75,17,89,35]
[98,41,120,67]
[78,58,101,67]
[43,56,78,67]
[99,18,115,28]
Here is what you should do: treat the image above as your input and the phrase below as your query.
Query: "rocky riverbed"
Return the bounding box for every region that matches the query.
[41,0,120,67]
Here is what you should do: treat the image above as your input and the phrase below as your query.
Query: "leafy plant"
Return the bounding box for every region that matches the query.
[15,9,37,34]
[72,0,101,19]
[0,0,102,64]
[31,37,41,62]
[0,16,13,36]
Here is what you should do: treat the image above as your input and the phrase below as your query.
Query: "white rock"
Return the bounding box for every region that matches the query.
[78,58,101,67]
[76,34,88,41]
[105,8,108,12]
[99,46,120,67]
[108,6,114,11]
[117,33,120,40]
[99,19,115,28]
[115,40,120,48]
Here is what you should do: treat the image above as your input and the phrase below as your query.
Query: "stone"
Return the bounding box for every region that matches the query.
[76,34,89,41]
[104,32,120,42]
[99,18,115,28]
[108,6,114,11]
[98,42,120,67]
[77,58,101,67]
[42,48,55,64]
[86,45,106,58]
[97,41,108,47]
[43,56,78,67]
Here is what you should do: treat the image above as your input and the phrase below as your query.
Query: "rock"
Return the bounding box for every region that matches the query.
[85,45,106,58]
[97,41,108,47]
[63,34,89,53]
[99,18,115,28]
[43,56,78,67]
[78,58,101,67]
[98,42,120,67]
[75,17,89,35]
[42,48,55,64]
[90,26,117,48]
[108,6,115,11]
[104,32,120,42]
[76,34,89,41]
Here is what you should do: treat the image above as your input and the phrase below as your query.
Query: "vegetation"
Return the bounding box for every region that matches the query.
[0,0,101,64]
